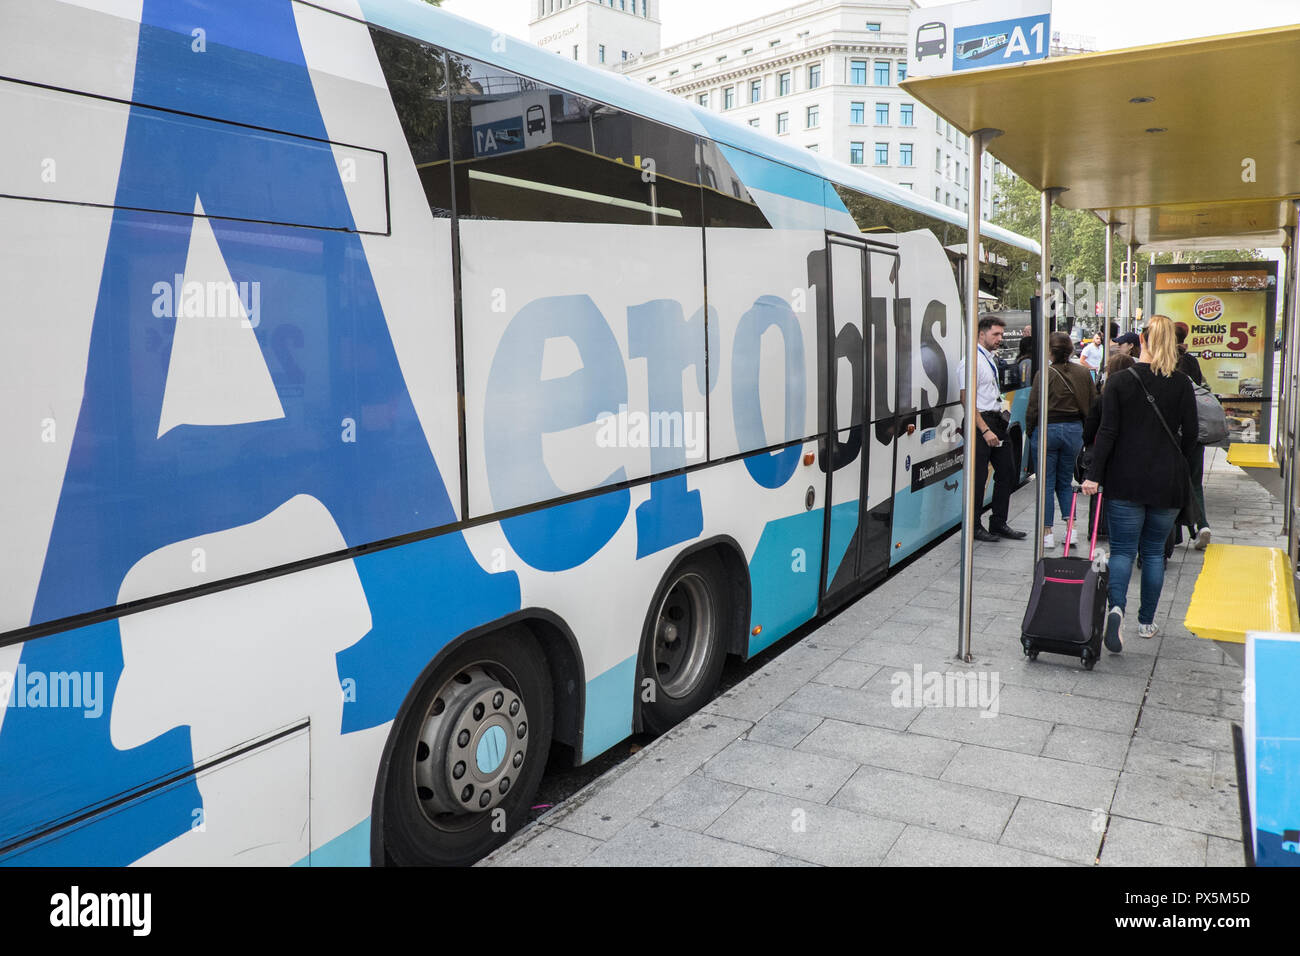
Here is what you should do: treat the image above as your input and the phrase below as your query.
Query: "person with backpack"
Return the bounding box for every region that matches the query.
[1081,315,1198,651]
[1026,332,1094,550]
[1174,324,1212,549]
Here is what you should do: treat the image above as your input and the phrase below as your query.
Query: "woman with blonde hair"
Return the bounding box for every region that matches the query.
[1082,315,1198,651]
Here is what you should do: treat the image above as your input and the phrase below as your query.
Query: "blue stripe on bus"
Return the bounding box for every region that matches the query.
[825,499,859,586]
[582,656,637,762]
[747,508,825,655]
[293,818,370,867]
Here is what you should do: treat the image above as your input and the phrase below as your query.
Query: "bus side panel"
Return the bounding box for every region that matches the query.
[458,220,708,522]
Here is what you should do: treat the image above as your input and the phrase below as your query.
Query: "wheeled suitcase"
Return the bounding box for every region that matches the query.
[1020,490,1108,670]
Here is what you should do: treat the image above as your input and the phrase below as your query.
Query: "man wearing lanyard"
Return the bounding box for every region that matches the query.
[959,315,1028,543]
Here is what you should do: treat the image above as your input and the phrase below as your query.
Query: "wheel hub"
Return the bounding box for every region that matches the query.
[413,666,529,820]
[652,572,715,699]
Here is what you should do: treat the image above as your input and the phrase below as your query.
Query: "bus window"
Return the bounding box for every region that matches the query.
[448,55,702,226]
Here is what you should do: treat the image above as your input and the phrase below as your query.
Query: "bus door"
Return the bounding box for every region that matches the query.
[820,232,898,611]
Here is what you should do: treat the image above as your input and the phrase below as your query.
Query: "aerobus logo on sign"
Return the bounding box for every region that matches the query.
[908,0,1053,78]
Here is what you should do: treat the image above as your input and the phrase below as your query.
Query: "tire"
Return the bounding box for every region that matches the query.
[381,627,552,867]
[639,552,729,736]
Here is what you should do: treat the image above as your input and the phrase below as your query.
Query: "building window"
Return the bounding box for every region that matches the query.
[936,114,943,133]
[945,155,951,179]
[946,122,952,143]
[935,148,941,171]
[778,72,791,95]
[622,50,628,61]
[750,79,762,102]
[807,143,820,152]
[573,44,579,60]
[935,187,941,201]
[875,102,889,124]
[769,39,781,47]
[897,62,907,82]
[945,192,951,206]
[900,182,913,191]
[724,86,735,109]
[900,103,913,126]
[598,44,606,63]
[850,60,867,84]
[850,142,864,165]
[850,101,865,124]
[748,117,760,127]
[874,60,890,84]
[808,63,821,88]
[900,143,913,166]
[866,22,881,31]
[776,111,789,134]
[806,104,819,127]
[698,92,709,108]
[874,142,888,165]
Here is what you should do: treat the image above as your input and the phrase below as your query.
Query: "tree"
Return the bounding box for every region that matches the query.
[990,170,1263,326]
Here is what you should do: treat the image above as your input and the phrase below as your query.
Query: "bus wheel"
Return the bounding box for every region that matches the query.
[640,553,728,735]
[382,628,552,867]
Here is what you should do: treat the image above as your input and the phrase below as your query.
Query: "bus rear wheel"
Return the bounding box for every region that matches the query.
[640,553,729,736]
[382,628,552,867]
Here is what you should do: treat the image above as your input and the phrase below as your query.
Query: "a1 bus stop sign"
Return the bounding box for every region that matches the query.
[908,0,1053,78]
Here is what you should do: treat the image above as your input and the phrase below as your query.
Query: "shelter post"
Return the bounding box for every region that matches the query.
[958,127,1002,662]
[1035,189,1064,563]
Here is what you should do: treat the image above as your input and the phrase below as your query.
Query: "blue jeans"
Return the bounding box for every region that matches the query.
[1105,498,1180,625]
[1028,421,1084,527]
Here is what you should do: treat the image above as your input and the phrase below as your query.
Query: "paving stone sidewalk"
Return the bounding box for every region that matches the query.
[482,446,1271,867]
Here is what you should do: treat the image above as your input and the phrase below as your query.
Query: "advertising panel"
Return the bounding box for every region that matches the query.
[1151,262,1278,443]
[1245,632,1300,866]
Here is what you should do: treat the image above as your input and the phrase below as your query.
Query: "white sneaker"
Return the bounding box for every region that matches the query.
[1194,527,1212,551]
[1043,531,1055,549]
[1137,622,1159,639]
[1104,607,1124,653]
[1067,529,1078,548]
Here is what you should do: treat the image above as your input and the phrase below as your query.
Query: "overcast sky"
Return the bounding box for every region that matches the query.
[440,0,1300,50]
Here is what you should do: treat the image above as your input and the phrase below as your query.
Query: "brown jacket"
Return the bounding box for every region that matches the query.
[1025,360,1094,432]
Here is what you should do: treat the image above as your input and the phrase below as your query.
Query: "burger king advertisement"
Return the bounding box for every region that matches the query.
[1152,262,1278,443]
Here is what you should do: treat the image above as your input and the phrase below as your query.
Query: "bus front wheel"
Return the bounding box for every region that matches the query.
[639,553,729,735]
[382,628,552,866]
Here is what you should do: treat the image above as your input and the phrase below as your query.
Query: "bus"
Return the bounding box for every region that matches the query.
[0,0,1037,866]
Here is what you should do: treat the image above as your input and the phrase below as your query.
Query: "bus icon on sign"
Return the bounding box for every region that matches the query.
[916,22,947,60]
[526,104,546,134]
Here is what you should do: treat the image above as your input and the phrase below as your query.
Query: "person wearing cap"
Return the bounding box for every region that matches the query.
[1115,331,1142,358]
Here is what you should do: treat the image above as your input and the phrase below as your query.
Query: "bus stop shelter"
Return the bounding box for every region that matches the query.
[900,24,1300,659]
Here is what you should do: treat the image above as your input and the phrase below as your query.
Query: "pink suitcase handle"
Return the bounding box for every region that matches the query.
[1065,488,1103,561]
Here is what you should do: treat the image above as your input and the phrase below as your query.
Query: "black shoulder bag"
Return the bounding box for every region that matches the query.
[1125,367,1204,528]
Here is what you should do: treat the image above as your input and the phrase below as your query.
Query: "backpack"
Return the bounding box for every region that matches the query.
[1192,381,1229,445]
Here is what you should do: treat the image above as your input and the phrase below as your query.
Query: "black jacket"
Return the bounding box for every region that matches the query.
[1086,365,1198,509]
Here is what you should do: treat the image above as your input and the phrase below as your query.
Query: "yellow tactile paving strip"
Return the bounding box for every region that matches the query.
[1184,544,1300,644]
[1226,442,1278,468]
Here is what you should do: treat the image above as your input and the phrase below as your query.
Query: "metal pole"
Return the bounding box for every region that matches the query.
[1035,189,1063,563]
[958,127,1001,663]
[1103,223,1116,378]
[1282,229,1294,541]
[1124,243,1135,334]
[1287,201,1300,567]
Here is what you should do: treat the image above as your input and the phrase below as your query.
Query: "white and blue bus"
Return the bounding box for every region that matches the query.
[0,0,1037,866]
